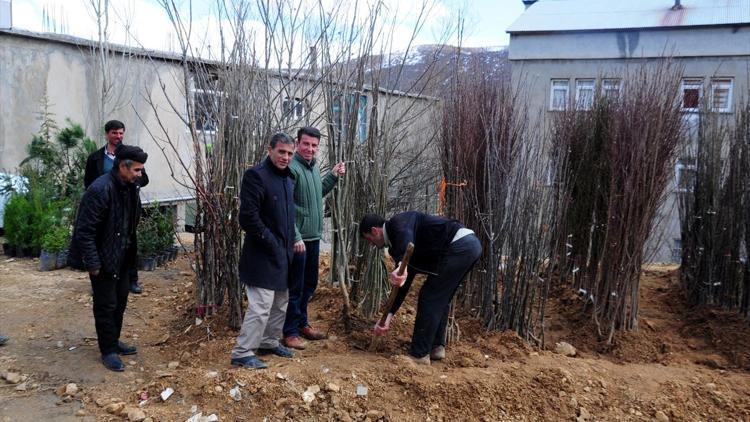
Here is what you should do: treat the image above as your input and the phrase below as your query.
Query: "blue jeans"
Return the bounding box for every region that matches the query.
[283,240,320,337]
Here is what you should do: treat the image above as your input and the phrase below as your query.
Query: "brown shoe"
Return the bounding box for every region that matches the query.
[300,326,327,341]
[282,336,306,350]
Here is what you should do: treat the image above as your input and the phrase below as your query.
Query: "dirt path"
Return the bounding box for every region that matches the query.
[1,257,749,421]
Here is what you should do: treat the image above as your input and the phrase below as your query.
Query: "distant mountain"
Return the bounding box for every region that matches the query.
[361,44,509,96]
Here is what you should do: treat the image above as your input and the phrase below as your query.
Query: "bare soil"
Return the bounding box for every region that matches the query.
[1,254,749,421]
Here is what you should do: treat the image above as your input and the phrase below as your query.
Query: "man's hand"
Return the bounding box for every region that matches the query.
[332,161,346,176]
[373,313,393,335]
[389,265,407,287]
[89,269,100,277]
[294,240,306,254]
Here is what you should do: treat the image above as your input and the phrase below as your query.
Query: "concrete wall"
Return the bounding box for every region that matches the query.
[509,25,750,262]
[0,32,193,204]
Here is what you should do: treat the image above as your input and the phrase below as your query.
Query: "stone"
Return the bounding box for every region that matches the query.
[229,386,242,402]
[306,385,321,394]
[356,385,368,396]
[326,383,341,392]
[578,407,591,420]
[705,383,717,391]
[95,398,109,407]
[64,383,79,396]
[569,397,578,408]
[205,371,219,378]
[14,382,27,391]
[105,402,126,414]
[366,410,385,420]
[75,410,86,416]
[655,410,670,422]
[167,361,180,369]
[555,342,577,357]
[302,390,315,404]
[127,408,147,421]
[214,386,223,393]
[4,372,22,384]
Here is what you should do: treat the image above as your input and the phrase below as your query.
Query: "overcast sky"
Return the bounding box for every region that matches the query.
[11,0,525,53]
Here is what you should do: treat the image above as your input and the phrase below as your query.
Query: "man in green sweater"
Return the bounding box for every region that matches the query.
[282,127,345,350]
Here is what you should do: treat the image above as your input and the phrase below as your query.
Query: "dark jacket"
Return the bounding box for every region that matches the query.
[69,170,142,274]
[386,211,463,274]
[84,146,149,189]
[385,211,464,314]
[238,157,295,291]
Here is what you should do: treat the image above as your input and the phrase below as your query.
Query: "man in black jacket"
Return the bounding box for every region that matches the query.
[230,133,297,369]
[84,120,149,294]
[360,212,482,364]
[70,146,148,372]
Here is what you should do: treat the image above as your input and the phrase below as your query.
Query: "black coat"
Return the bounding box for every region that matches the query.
[385,211,463,275]
[84,146,149,189]
[69,171,142,274]
[238,157,295,291]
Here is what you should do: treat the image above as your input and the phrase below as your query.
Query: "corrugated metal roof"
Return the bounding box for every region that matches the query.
[507,0,750,33]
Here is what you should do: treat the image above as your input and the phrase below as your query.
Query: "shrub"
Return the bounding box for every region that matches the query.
[41,224,70,253]
[3,194,32,248]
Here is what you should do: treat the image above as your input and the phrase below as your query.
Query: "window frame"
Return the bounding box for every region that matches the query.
[680,78,703,113]
[188,73,224,135]
[575,79,595,110]
[549,79,569,111]
[709,78,733,113]
[601,78,622,100]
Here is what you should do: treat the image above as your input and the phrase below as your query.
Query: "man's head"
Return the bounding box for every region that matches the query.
[104,120,126,147]
[296,126,321,162]
[359,213,386,248]
[268,132,295,170]
[114,145,148,184]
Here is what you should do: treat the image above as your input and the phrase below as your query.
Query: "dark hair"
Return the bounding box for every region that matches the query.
[104,120,125,133]
[269,132,295,149]
[359,213,385,235]
[297,126,321,142]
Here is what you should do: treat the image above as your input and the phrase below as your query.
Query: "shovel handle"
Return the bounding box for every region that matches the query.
[377,242,414,326]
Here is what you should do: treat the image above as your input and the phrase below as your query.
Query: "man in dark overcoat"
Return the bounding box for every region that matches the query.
[230,133,297,369]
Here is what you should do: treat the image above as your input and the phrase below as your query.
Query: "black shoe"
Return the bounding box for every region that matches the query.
[257,345,294,358]
[0,335,8,346]
[101,353,125,371]
[129,283,143,294]
[117,341,137,355]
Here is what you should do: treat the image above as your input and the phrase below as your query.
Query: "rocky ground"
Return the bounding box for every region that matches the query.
[1,250,749,421]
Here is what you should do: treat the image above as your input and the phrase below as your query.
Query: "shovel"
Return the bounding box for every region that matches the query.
[369,242,414,352]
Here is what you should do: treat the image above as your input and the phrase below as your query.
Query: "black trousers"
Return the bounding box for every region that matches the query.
[411,234,482,358]
[90,265,130,355]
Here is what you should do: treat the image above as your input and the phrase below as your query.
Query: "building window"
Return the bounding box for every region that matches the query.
[602,79,621,100]
[332,94,368,143]
[710,78,733,113]
[550,79,569,111]
[680,78,703,112]
[191,74,222,133]
[674,157,697,193]
[575,79,595,110]
[282,97,307,121]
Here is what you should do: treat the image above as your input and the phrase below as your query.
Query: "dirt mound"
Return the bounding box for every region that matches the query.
[544,265,750,371]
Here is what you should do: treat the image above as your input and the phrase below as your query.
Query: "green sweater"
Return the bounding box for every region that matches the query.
[289,153,339,241]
